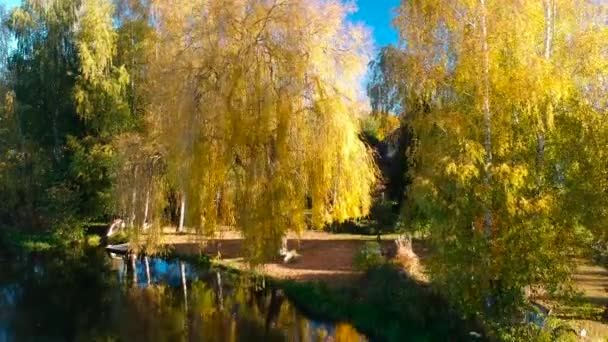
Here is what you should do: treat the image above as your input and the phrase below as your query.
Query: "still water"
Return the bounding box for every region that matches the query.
[0,248,366,341]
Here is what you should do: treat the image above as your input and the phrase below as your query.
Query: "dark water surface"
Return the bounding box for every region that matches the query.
[0,248,366,342]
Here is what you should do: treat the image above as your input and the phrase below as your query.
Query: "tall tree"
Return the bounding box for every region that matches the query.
[123,0,378,262]
[1,0,135,231]
[395,0,608,317]
[3,0,82,229]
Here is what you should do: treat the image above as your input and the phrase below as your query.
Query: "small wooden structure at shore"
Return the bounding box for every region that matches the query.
[106,243,130,255]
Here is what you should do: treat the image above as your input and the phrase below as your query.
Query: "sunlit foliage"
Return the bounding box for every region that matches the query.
[395,0,608,316]
[136,0,378,261]
[74,0,131,135]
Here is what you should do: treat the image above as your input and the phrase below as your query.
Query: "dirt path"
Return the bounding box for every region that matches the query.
[555,261,608,341]
[572,260,608,308]
[160,229,408,283]
[158,230,608,302]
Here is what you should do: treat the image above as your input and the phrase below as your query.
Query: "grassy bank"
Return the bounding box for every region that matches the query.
[169,244,479,341]
[1,231,103,254]
[274,264,480,341]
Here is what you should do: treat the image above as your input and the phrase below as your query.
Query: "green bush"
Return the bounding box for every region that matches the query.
[325,199,399,236]
[591,239,608,267]
[86,234,101,247]
[369,198,398,232]
[354,241,385,271]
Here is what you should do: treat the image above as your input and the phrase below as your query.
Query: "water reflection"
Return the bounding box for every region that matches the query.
[0,249,367,341]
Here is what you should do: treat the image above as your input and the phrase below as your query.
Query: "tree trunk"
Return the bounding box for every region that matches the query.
[480,0,493,239]
[130,188,137,227]
[544,0,553,60]
[143,188,150,229]
[537,0,554,173]
[178,191,186,232]
[279,235,288,256]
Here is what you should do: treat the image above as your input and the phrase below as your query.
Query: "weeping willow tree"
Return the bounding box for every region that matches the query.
[117,0,377,261]
[395,0,608,316]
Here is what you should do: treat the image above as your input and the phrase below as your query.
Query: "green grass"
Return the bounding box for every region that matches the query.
[2,228,104,253]
[2,232,58,252]
[21,240,54,252]
[275,264,479,341]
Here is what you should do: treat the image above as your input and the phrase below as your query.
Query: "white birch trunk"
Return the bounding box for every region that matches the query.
[130,189,137,227]
[480,0,493,238]
[178,192,186,232]
[544,0,553,61]
[143,189,150,229]
[538,0,554,172]
[279,235,288,256]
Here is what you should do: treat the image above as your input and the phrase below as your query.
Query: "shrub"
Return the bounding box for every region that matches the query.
[591,239,608,267]
[354,241,385,271]
[369,198,398,233]
[86,234,101,247]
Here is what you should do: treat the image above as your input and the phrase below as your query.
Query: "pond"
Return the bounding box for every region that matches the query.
[0,248,367,341]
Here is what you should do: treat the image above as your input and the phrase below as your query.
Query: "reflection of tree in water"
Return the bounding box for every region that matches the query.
[187,277,286,342]
[7,248,119,341]
[119,285,185,341]
[3,250,366,341]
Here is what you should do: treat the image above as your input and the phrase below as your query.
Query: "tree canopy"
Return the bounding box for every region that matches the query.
[393,0,608,315]
[1,1,607,334]
[139,0,378,261]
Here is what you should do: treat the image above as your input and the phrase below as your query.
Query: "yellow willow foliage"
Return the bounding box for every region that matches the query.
[113,133,168,253]
[146,0,377,262]
[396,0,607,313]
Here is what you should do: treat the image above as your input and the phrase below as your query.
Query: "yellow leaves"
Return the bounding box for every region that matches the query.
[514,193,554,216]
[493,163,528,191]
[140,0,376,262]
[3,90,14,117]
[444,160,479,185]
[395,0,606,316]
[335,323,361,342]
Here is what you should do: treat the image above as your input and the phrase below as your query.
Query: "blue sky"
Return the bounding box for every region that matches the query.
[348,0,400,49]
[0,0,399,49]
[0,0,18,10]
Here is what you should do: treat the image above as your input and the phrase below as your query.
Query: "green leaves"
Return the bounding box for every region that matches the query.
[74,0,132,136]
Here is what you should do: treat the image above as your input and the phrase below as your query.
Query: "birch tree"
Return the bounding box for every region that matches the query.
[395,0,608,316]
